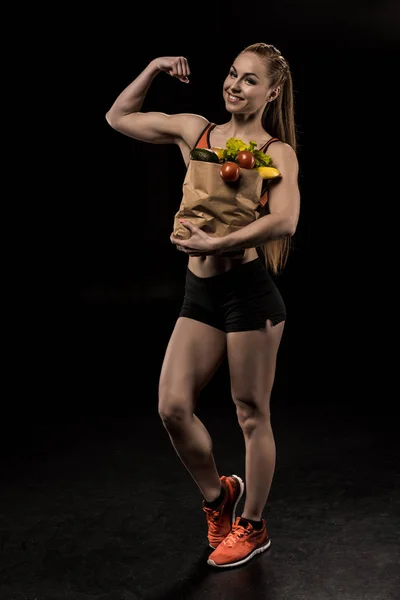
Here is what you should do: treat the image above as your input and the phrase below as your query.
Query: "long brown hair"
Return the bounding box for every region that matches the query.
[241,43,298,274]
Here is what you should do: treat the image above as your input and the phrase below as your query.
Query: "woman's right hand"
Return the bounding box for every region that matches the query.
[152,56,191,83]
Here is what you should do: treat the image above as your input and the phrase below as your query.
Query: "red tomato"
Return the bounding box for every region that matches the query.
[236,150,255,169]
[220,161,240,182]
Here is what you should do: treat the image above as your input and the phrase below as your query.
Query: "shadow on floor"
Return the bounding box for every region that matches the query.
[2,301,398,599]
[0,403,399,600]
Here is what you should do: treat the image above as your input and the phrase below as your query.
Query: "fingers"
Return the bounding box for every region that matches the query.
[170,56,190,83]
[176,247,208,257]
[178,56,190,82]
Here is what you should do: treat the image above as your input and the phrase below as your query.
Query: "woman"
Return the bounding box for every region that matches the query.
[106,43,300,568]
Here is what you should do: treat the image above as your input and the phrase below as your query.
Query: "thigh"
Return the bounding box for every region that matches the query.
[158,317,227,414]
[227,320,285,413]
[218,258,287,333]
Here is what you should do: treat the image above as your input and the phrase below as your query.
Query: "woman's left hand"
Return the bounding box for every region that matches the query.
[170,220,221,256]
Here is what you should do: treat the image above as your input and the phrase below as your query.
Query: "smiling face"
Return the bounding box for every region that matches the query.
[223,52,272,115]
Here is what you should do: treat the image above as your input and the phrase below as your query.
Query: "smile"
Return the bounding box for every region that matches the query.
[227,94,243,103]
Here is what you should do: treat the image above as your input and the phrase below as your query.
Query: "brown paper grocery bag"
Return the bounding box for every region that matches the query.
[173,161,263,241]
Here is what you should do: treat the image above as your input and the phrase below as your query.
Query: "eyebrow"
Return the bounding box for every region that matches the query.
[230,66,260,79]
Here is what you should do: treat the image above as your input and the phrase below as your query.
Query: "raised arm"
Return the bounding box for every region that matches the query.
[105,57,207,148]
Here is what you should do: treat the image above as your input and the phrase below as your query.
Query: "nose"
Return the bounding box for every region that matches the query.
[230,82,241,93]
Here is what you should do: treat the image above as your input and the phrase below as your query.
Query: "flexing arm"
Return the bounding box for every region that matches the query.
[105,57,205,147]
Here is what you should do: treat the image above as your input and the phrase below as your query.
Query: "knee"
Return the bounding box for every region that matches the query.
[159,406,187,429]
[235,399,271,435]
[158,389,192,428]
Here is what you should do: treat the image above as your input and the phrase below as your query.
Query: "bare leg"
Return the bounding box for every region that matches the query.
[227,320,285,520]
[158,317,227,502]
[242,417,276,520]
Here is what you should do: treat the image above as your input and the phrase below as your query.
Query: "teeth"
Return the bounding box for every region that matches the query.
[228,94,242,102]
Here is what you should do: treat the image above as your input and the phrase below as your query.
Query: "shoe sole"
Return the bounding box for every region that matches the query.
[209,474,245,549]
[207,538,271,568]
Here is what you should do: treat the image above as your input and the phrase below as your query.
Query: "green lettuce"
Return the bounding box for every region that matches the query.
[222,137,273,168]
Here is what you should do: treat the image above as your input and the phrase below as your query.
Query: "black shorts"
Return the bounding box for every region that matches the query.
[179,258,286,333]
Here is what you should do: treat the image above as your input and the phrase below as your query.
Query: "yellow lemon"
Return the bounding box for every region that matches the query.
[255,166,281,179]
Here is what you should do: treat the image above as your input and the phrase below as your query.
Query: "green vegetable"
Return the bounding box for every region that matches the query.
[221,137,273,168]
[189,148,220,163]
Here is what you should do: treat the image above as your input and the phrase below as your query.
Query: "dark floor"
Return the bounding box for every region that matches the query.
[1,300,399,599]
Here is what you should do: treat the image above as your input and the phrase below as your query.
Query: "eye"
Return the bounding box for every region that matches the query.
[229,70,237,78]
[246,78,256,85]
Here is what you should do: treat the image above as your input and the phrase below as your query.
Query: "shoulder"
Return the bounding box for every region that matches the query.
[267,140,297,161]
[172,113,211,147]
[266,141,299,179]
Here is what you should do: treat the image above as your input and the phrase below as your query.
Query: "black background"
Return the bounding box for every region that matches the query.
[62,2,398,420]
[2,3,399,598]
[10,0,399,437]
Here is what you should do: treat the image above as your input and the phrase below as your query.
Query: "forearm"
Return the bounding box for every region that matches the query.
[217,213,295,253]
[106,60,160,119]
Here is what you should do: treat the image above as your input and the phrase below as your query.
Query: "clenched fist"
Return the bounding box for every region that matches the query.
[152,56,191,83]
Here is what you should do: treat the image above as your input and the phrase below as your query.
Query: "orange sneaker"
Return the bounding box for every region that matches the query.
[207,516,271,568]
[202,474,244,549]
